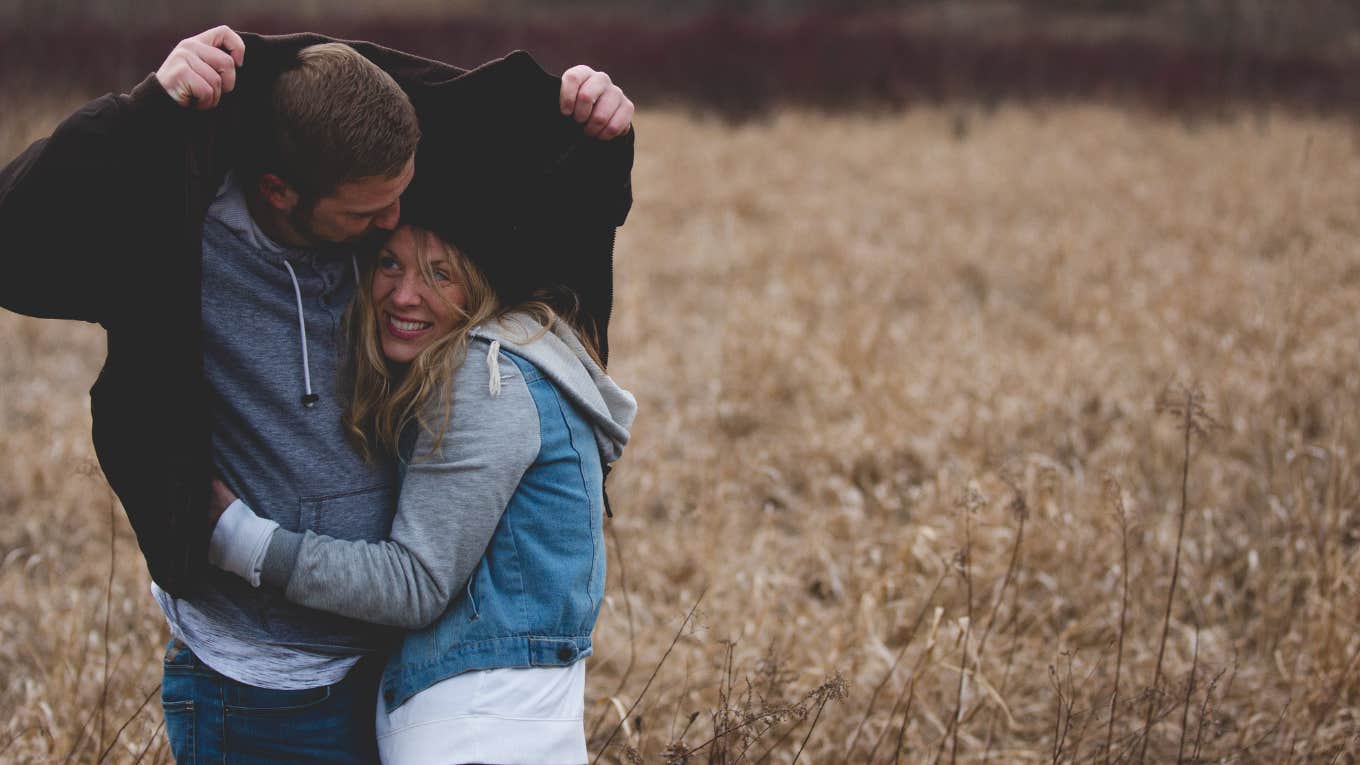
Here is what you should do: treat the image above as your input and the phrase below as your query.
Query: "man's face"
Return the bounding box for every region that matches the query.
[292,155,415,248]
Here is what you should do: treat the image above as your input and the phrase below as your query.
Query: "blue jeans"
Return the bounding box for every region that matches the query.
[161,639,381,764]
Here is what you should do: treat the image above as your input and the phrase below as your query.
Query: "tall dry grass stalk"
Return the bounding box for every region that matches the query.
[1138,384,1217,764]
[1102,476,1130,764]
[3,92,1360,762]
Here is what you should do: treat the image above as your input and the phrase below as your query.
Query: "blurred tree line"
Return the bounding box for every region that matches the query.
[2,0,1356,56]
[1,0,1356,115]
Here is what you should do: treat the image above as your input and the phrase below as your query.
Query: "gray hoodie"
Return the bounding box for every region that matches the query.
[158,173,395,691]
[212,313,635,629]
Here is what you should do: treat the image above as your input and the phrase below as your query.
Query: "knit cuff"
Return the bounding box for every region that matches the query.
[208,499,280,587]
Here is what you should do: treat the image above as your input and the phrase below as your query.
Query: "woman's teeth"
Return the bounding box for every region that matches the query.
[388,314,432,332]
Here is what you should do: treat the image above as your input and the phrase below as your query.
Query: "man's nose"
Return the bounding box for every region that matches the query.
[373,200,401,231]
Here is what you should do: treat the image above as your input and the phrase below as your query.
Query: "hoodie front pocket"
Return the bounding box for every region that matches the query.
[298,484,395,542]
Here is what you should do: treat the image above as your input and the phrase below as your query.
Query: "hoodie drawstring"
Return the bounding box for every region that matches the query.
[487,340,502,397]
[283,256,362,408]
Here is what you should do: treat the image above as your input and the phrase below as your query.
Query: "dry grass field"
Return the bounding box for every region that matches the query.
[2,95,1359,762]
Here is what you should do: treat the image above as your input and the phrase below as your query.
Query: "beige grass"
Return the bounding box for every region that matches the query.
[2,97,1358,763]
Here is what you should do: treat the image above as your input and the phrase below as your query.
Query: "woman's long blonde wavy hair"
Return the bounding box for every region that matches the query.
[343,225,600,462]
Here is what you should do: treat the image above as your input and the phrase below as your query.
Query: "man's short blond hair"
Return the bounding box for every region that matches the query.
[268,43,421,199]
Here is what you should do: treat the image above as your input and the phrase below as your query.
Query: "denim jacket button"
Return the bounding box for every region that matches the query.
[557,645,574,661]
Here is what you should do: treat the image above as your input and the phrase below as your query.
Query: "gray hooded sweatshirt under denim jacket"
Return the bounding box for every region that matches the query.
[212,313,635,637]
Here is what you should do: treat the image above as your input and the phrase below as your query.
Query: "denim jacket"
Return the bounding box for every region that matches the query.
[380,349,610,710]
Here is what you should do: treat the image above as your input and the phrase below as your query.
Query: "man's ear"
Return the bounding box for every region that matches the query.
[257,173,300,213]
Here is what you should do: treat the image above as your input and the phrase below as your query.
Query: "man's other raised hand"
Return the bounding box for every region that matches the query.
[560,65,634,140]
[156,25,247,110]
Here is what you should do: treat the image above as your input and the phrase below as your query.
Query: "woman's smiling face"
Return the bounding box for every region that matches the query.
[371,226,468,363]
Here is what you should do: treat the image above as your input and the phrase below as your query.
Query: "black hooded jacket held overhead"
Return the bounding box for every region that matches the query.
[0,33,635,597]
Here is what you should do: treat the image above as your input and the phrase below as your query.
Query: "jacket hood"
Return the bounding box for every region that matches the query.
[470,313,635,463]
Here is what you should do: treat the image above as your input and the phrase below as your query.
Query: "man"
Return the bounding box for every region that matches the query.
[0,24,634,762]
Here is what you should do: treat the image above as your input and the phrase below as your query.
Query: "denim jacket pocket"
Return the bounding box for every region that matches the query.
[465,573,481,622]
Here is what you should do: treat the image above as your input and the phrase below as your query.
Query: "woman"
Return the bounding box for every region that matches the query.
[208,223,636,764]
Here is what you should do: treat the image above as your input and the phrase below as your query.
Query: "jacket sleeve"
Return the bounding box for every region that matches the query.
[0,75,186,324]
[543,102,633,366]
[252,345,540,629]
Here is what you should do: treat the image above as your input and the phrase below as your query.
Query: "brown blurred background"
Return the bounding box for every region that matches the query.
[4,2,1360,763]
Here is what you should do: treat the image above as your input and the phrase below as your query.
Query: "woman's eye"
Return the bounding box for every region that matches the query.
[433,270,451,282]
[378,255,400,271]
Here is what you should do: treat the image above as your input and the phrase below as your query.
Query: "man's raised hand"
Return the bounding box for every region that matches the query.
[560,65,634,140]
[156,25,247,110]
